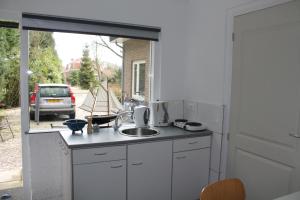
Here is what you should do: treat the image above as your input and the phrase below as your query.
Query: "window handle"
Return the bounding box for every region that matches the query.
[188,141,198,145]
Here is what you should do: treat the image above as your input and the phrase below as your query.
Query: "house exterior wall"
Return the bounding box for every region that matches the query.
[123,39,150,103]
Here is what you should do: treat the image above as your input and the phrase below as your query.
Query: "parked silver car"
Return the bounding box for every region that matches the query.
[30,84,76,120]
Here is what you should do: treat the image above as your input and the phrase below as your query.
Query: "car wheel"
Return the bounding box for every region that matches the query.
[30,112,35,120]
[69,113,76,119]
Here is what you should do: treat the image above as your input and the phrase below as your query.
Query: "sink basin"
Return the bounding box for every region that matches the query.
[120,127,159,137]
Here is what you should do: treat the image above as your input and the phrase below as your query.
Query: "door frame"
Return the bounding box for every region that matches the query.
[0,10,32,200]
[222,0,294,179]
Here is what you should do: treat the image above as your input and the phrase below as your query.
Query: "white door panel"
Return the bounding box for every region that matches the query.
[236,134,295,166]
[239,24,300,147]
[236,149,293,200]
[229,1,300,199]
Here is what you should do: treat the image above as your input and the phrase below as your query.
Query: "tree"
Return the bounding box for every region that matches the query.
[0,27,20,107]
[0,29,62,107]
[68,70,80,86]
[93,37,123,100]
[79,46,96,89]
[106,66,121,84]
[95,36,123,58]
[29,31,62,92]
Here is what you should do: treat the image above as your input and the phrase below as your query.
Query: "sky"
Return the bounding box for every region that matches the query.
[53,32,122,67]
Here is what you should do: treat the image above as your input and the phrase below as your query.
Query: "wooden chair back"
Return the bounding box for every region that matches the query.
[200,178,246,200]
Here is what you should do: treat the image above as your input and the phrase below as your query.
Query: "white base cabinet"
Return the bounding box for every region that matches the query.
[72,145,127,200]
[73,160,126,200]
[172,148,210,200]
[172,136,211,200]
[62,136,211,200]
[128,141,173,200]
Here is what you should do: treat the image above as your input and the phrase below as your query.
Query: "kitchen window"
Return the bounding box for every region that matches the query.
[20,13,161,131]
[132,60,146,101]
[0,12,163,199]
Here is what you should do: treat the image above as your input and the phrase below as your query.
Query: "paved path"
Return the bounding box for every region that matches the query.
[0,87,89,186]
[30,87,89,129]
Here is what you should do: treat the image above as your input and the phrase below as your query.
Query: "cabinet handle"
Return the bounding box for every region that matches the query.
[132,162,143,166]
[110,165,123,168]
[94,152,107,156]
[176,156,186,160]
[289,132,300,138]
[188,141,198,145]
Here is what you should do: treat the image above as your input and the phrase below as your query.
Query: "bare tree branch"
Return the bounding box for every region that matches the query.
[96,36,123,58]
[115,42,123,49]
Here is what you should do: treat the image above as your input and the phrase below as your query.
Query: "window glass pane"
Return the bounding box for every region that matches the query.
[40,86,70,97]
[138,63,145,96]
[133,64,138,94]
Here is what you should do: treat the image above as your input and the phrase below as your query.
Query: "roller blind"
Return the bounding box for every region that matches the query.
[22,13,161,41]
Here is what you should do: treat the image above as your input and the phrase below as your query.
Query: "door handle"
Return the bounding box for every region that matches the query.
[289,132,300,138]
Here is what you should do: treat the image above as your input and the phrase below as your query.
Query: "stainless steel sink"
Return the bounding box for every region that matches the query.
[120,127,159,137]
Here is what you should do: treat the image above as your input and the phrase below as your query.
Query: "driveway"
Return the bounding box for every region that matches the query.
[30,87,90,129]
[0,87,89,188]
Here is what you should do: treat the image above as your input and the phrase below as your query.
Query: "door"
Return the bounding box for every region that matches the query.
[73,160,126,200]
[127,141,172,200]
[229,1,300,200]
[172,148,210,200]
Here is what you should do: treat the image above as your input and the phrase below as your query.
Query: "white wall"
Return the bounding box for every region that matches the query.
[0,0,189,101]
[184,0,254,105]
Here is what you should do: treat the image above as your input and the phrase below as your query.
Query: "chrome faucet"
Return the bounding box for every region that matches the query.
[113,111,133,131]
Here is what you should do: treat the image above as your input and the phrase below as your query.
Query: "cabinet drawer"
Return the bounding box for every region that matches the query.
[73,145,126,164]
[173,136,211,152]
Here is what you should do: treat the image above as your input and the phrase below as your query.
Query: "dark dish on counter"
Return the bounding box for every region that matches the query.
[63,119,88,135]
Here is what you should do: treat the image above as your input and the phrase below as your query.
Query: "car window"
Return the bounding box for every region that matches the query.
[39,86,70,97]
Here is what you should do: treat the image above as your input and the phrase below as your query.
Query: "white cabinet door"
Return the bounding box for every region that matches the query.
[128,140,173,200]
[30,132,64,200]
[172,148,210,200]
[73,160,126,200]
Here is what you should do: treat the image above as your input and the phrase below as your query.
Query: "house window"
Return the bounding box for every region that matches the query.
[132,60,146,100]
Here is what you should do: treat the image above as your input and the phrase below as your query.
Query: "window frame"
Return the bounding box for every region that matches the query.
[131,60,146,100]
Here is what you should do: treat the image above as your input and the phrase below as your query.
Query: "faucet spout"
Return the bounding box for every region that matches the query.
[113,111,133,131]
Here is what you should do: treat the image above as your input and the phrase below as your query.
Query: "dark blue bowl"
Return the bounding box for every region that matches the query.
[63,119,87,134]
